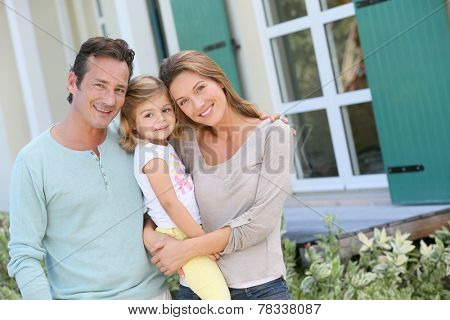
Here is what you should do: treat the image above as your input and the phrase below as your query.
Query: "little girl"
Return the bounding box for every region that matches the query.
[119,75,230,300]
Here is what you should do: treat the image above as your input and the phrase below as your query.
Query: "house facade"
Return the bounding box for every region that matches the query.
[1,0,449,211]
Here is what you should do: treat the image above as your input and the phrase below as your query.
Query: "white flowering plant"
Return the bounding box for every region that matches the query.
[288,218,450,300]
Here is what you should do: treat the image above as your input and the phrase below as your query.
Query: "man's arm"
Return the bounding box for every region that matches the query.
[7,157,52,299]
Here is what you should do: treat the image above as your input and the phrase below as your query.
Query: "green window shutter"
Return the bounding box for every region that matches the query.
[170,0,243,95]
[354,0,450,204]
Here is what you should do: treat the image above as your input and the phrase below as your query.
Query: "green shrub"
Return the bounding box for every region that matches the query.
[166,273,180,298]
[293,219,450,300]
[282,238,303,299]
[0,212,21,299]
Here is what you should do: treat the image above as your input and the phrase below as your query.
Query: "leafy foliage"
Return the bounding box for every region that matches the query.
[282,238,303,299]
[0,212,20,299]
[166,273,180,298]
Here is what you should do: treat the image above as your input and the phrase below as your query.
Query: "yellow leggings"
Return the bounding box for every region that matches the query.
[156,227,230,300]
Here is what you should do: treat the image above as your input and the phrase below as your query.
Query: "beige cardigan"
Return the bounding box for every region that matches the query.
[173,119,293,286]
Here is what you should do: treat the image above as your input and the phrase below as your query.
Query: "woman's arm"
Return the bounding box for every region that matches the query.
[144,158,204,238]
[151,226,231,275]
[221,121,293,254]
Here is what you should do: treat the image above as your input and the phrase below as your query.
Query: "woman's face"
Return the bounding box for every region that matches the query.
[169,71,228,127]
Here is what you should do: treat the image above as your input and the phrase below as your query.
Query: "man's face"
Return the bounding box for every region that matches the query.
[67,56,129,129]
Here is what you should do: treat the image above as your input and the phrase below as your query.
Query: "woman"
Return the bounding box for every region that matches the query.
[145,50,293,300]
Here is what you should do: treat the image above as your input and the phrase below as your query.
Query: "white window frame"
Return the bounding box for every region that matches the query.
[253,0,387,192]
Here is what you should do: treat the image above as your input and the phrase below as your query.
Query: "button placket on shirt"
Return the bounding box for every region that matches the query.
[91,151,108,189]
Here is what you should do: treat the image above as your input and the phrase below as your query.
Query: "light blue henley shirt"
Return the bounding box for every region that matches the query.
[7,124,166,299]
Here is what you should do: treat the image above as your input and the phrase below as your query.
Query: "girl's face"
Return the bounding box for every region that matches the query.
[133,93,176,145]
[169,71,228,127]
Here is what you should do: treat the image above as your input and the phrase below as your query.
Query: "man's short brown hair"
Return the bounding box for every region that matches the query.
[67,37,135,103]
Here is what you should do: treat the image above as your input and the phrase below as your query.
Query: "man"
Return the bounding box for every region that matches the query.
[7,37,168,299]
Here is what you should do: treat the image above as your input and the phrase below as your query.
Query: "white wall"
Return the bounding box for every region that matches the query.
[0,3,31,211]
[30,0,72,124]
[66,0,102,47]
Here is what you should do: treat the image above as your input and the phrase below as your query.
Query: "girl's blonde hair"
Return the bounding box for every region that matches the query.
[159,50,261,129]
[119,75,182,152]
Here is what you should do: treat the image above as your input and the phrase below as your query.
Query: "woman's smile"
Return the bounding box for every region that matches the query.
[199,104,213,117]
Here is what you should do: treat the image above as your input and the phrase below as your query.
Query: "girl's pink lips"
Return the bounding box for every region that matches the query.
[155,125,169,131]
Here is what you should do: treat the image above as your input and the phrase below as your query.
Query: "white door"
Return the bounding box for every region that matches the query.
[254,0,387,192]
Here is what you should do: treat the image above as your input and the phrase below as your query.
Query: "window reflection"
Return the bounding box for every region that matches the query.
[289,110,339,178]
[341,102,384,175]
[320,0,352,11]
[325,17,368,93]
[271,29,323,102]
[263,0,307,26]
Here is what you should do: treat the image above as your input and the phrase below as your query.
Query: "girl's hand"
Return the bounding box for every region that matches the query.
[260,112,296,135]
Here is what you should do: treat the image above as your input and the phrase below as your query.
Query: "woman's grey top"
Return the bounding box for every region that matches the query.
[173,119,293,286]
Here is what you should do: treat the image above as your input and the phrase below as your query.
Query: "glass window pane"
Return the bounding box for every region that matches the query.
[325,16,368,93]
[271,29,323,102]
[341,102,384,175]
[263,0,307,26]
[320,0,352,11]
[289,110,338,178]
